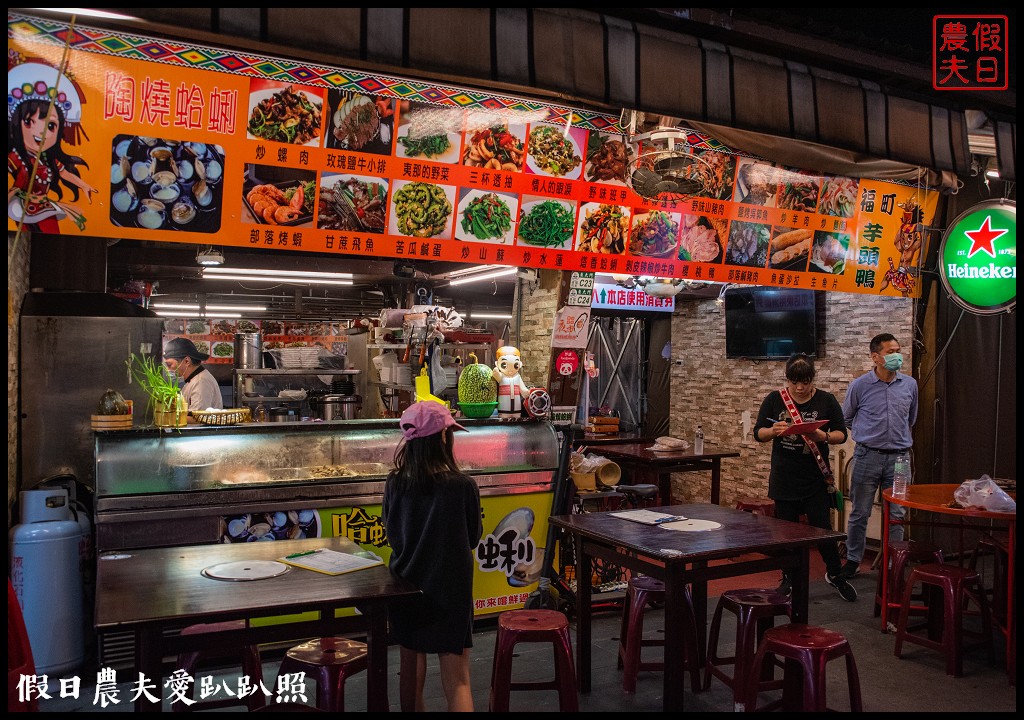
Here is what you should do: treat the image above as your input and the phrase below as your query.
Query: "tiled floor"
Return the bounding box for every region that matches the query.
[33,552,1015,713]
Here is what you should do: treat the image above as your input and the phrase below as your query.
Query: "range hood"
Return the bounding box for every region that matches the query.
[21,291,158,318]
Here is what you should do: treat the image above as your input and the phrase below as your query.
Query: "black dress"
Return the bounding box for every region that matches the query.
[382,470,483,654]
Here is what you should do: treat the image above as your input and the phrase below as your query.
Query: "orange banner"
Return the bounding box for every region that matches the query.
[9,13,939,298]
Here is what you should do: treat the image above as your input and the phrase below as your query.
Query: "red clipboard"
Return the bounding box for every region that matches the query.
[779,419,828,437]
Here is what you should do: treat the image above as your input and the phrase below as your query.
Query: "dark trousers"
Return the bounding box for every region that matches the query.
[775,492,842,577]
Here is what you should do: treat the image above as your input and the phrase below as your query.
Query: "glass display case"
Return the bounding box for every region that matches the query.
[93,418,559,552]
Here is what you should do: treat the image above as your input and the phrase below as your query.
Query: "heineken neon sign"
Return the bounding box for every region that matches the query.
[938,200,1016,315]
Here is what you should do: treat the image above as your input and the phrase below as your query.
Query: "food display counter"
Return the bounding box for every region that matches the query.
[93,417,560,665]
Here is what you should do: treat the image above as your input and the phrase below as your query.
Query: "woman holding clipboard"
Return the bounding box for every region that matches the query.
[753,353,855,602]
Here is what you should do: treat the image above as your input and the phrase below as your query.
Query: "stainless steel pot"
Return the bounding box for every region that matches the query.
[234,332,263,369]
[268,406,298,422]
[316,394,362,421]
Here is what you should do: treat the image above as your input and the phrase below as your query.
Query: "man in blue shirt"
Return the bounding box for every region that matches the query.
[840,333,918,579]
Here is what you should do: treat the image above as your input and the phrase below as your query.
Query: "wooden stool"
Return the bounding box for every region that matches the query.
[276,637,368,712]
[735,497,776,517]
[743,624,863,712]
[893,563,993,677]
[616,575,700,693]
[489,609,578,712]
[874,539,945,620]
[704,588,791,711]
[172,621,266,712]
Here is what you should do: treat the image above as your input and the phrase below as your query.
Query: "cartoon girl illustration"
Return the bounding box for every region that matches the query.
[8,58,96,232]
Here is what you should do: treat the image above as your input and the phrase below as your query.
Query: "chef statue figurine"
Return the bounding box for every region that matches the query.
[493,345,531,418]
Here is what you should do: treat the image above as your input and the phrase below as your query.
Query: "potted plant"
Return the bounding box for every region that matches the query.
[125,352,187,427]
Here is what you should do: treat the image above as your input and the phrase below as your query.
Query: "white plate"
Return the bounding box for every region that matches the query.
[454,188,518,245]
[246,88,324,147]
[394,123,461,164]
[516,198,577,250]
[211,341,234,359]
[526,128,584,180]
[574,202,631,254]
[387,180,456,239]
[582,133,631,186]
[201,560,291,581]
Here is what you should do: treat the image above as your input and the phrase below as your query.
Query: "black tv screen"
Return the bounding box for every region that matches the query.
[724,287,823,360]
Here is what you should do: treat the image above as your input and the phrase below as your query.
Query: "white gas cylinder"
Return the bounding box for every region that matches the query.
[8,488,85,676]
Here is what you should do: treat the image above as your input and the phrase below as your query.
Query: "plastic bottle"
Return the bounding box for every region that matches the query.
[892,452,910,498]
[694,425,704,455]
[253,401,267,423]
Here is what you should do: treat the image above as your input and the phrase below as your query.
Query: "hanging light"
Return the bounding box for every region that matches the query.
[195,247,225,266]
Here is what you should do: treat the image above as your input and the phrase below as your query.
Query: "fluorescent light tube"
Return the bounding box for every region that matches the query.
[469,313,513,319]
[202,272,352,285]
[448,267,517,286]
[207,268,353,279]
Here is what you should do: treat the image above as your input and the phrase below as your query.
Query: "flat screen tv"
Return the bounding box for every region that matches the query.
[724,287,824,360]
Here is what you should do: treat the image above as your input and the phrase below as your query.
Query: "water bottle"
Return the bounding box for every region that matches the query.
[892,453,910,498]
[694,425,704,455]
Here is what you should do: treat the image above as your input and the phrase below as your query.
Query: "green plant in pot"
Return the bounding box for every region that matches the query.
[126,352,187,427]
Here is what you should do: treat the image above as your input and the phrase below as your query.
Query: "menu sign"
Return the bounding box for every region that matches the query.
[9,12,939,299]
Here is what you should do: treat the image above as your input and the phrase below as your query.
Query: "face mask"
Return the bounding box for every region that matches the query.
[883,353,903,371]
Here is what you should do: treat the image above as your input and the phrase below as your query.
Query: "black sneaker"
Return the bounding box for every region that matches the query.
[776,575,792,597]
[826,571,858,602]
[839,560,860,579]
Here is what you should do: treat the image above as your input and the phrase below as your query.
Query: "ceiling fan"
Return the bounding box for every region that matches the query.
[622,110,716,201]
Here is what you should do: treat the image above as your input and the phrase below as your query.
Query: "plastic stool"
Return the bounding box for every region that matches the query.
[276,637,368,712]
[616,575,701,693]
[735,497,776,517]
[8,579,38,713]
[743,624,863,712]
[618,484,660,508]
[489,609,578,712]
[893,563,993,677]
[874,539,945,619]
[967,533,1009,626]
[704,588,792,710]
[172,621,266,712]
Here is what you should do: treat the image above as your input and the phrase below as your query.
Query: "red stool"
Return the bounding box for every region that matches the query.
[735,497,776,517]
[967,533,1009,626]
[616,575,700,693]
[276,637,368,712]
[489,609,578,712]
[704,588,792,711]
[173,621,266,712]
[893,563,993,677]
[874,539,945,620]
[8,579,38,712]
[743,624,863,712]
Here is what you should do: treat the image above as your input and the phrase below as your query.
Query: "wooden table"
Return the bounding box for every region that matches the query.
[584,442,739,505]
[550,504,845,711]
[94,536,419,712]
[881,483,1016,683]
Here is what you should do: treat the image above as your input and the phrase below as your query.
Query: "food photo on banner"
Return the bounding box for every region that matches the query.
[8,12,941,300]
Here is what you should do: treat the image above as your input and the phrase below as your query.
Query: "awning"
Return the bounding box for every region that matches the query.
[355,8,1011,183]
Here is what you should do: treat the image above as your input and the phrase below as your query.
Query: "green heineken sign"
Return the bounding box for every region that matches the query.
[939,200,1016,315]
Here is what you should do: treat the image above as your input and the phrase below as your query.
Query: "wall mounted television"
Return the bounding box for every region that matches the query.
[724,287,825,360]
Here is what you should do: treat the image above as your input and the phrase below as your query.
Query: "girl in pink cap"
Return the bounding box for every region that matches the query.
[382,401,482,711]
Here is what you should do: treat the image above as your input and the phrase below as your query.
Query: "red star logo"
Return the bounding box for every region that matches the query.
[964,216,1007,259]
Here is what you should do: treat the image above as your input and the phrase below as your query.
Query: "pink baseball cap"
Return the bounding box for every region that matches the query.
[399,401,467,440]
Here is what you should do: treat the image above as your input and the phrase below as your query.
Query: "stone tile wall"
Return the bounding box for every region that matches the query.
[511,269,560,388]
[668,292,914,506]
[8,231,31,522]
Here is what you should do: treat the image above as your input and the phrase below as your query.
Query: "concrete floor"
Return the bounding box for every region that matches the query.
[33,558,1015,713]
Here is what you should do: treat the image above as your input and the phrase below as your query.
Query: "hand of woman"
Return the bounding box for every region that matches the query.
[771,420,790,437]
[813,428,829,443]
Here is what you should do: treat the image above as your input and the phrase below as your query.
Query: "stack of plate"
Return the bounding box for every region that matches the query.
[278,347,321,368]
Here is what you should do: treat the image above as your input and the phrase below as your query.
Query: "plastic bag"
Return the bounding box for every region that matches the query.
[953,475,1016,512]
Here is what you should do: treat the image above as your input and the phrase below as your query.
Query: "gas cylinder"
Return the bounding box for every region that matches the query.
[8,488,85,676]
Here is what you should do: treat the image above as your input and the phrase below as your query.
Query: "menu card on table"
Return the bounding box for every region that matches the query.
[278,548,384,576]
[609,509,688,525]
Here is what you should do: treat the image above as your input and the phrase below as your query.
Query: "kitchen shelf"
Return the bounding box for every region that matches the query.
[368,381,416,391]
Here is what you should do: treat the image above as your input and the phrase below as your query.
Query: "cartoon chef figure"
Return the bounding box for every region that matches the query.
[493,345,530,418]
